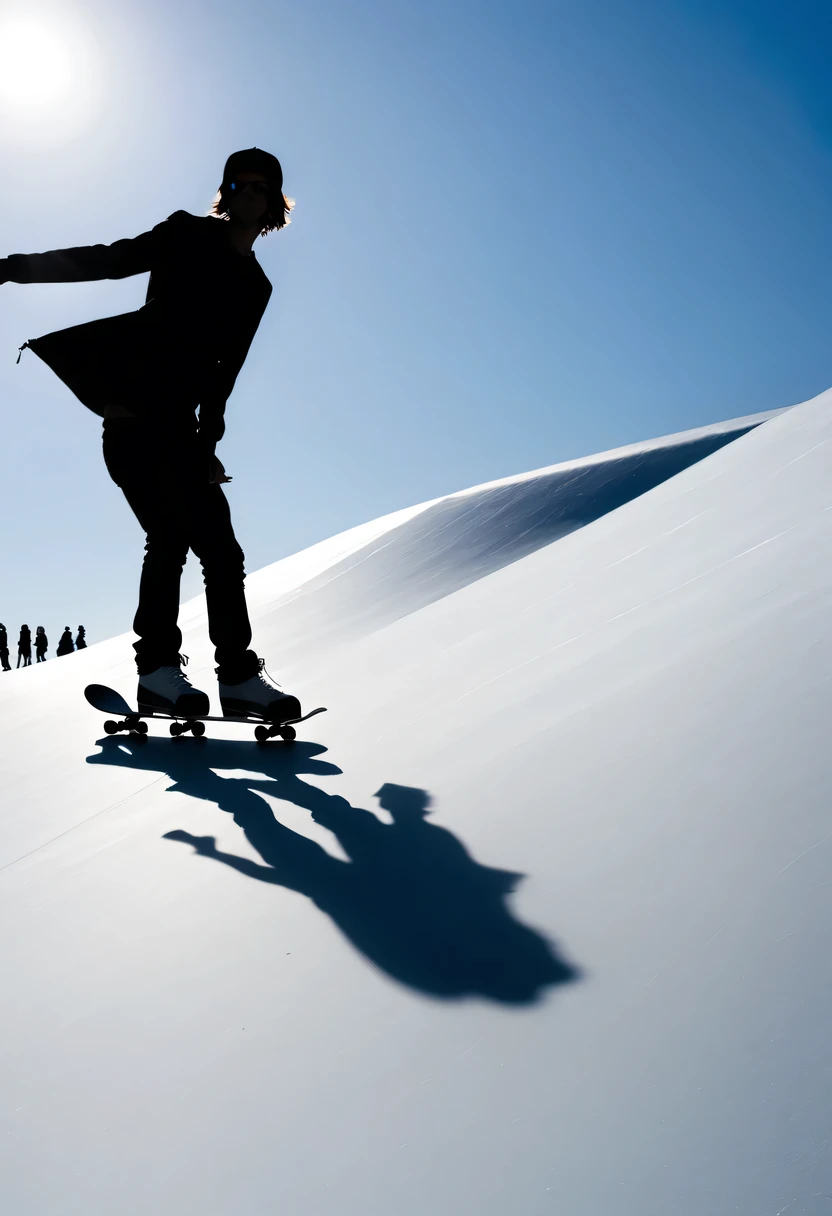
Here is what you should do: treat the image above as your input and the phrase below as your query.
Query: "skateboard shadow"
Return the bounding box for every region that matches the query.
[87,735,580,1006]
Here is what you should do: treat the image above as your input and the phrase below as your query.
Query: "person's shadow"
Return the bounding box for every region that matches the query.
[87,735,580,1005]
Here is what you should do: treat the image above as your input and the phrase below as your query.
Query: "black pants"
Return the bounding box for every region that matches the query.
[103,418,256,679]
[36,651,46,662]
[17,651,30,667]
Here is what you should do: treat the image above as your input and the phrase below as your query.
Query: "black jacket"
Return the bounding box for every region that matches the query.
[56,630,74,656]
[4,211,272,454]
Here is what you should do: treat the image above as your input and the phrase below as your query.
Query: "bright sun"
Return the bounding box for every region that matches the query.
[0,15,75,110]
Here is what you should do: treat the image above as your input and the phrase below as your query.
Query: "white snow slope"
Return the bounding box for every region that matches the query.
[1,396,831,1215]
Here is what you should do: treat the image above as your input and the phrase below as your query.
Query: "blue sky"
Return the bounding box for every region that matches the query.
[1,0,831,648]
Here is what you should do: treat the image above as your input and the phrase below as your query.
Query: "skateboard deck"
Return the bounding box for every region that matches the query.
[84,683,326,742]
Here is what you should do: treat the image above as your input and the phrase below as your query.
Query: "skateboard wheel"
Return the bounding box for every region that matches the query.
[104,720,118,735]
[254,724,270,742]
[279,725,297,743]
[192,721,205,737]
[170,722,182,737]
[137,720,149,735]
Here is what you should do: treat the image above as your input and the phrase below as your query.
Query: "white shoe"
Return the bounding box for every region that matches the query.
[138,659,210,717]
[218,658,301,722]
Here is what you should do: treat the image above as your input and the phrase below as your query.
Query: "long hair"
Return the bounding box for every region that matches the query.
[209,184,294,236]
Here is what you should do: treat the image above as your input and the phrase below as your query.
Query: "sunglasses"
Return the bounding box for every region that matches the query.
[229,179,270,197]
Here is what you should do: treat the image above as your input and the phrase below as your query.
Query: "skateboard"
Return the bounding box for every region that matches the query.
[84,683,326,742]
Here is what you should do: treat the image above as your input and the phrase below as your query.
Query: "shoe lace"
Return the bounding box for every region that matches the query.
[164,655,192,694]
[256,657,283,690]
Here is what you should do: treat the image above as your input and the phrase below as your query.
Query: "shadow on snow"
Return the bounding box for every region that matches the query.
[87,734,580,1006]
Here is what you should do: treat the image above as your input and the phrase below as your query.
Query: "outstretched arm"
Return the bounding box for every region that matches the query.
[0,213,176,284]
[164,831,278,884]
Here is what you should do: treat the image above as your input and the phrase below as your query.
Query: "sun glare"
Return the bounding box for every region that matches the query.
[0,15,76,111]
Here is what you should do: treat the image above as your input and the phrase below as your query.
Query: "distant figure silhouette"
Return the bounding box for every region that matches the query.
[35,626,48,662]
[0,624,10,672]
[1,148,301,725]
[56,627,74,657]
[75,625,87,650]
[17,625,31,667]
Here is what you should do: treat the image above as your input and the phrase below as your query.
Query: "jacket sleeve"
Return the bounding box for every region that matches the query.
[1,213,180,284]
[196,341,246,455]
[198,279,273,457]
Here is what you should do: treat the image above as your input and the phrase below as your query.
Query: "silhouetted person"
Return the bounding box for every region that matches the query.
[56,627,74,657]
[35,626,48,662]
[1,149,301,724]
[0,624,10,672]
[75,625,87,650]
[17,625,31,667]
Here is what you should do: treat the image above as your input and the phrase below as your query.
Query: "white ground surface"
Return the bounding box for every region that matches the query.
[1,396,830,1214]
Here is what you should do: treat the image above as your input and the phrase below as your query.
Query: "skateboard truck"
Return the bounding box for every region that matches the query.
[103,714,149,737]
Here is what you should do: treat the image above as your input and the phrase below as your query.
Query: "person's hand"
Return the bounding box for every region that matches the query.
[164,830,218,855]
[209,455,232,484]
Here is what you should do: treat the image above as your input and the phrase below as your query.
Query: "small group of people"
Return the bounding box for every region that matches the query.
[0,624,86,670]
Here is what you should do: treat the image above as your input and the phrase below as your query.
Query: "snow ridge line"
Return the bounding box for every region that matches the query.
[0,774,168,877]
